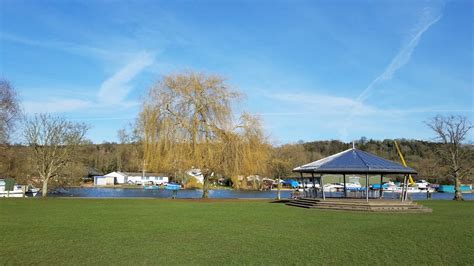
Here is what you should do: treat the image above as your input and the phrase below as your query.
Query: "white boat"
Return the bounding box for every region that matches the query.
[0,182,25,197]
[382,181,399,192]
[344,176,362,190]
[0,179,39,198]
[373,181,435,193]
[414,180,430,190]
[323,183,345,192]
[299,183,320,189]
[26,187,40,197]
[394,186,436,193]
[395,180,435,193]
[345,182,362,190]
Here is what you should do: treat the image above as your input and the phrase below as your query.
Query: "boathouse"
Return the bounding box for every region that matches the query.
[93,175,115,186]
[104,172,128,184]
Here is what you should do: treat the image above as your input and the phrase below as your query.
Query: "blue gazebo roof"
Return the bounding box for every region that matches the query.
[293,148,417,175]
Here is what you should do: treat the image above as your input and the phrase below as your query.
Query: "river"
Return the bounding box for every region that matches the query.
[48,187,474,200]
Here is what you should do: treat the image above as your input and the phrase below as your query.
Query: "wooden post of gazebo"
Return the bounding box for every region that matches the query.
[405,175,409,201]
[365,174,369,202]
[343,174,347,198]
[401,174,407,202]
[302,177,306,197]
[321,175,325,200]
[311,173,316,198]
[379,174,384,198]
[400,176,404,202]
[299,172,304,198]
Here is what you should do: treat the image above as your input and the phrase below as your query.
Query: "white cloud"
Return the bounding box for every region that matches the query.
[23,98,92,114]
[97,51,155,104]
[0,32,123,62]
[260,90,472,118]
[265,92,377,116]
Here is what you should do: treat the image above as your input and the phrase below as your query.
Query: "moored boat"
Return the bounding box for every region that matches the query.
[0,185,25,197]
[393,186,436,193]
[322,183,348,192]
[437,184,472,193]
[165,183,181,190]
[143,185,161,190]
[0,179,39,198]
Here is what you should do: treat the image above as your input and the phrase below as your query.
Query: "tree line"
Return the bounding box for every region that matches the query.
[0,73,472,200]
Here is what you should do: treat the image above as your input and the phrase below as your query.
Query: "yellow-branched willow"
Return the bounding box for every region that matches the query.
[139,71,270,198]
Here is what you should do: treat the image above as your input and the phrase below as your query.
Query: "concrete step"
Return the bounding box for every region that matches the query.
[307,198,413,204]
[315,203,420,208]
[310,206,432,213]
[310,206,370,211]
[285,199,432,213]
[295,199,321,204]
[308,199,415,205]
[297,199,417,205]
[285,202,312,209]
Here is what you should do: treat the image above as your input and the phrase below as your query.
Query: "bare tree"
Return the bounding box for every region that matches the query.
[116,125,143,172]
[269,144,310,200]
[268,157,291,200]
[426,115,473,200]
[141,71,269,198]
[24,113,89,197]
[0,79,21,144]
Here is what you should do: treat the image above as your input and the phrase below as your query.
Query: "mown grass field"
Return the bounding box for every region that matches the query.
[0,199,472,265]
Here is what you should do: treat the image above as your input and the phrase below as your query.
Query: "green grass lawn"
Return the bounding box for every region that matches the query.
[1,199,473,265]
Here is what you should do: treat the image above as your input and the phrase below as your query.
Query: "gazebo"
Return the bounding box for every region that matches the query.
[292,146,417,202]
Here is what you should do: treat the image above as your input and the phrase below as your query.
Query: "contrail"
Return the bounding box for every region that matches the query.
[356,13,442,103]
[340,7,443,141]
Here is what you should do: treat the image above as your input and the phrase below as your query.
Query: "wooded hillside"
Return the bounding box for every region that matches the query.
[1,138,472,186]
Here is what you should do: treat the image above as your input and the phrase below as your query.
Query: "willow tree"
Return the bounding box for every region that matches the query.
[231,113,270,189]
[141,72,269,198]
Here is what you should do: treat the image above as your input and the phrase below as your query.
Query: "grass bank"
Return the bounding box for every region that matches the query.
[0,199,472,265]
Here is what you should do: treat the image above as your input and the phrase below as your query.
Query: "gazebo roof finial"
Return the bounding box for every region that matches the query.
[352,140,355,149]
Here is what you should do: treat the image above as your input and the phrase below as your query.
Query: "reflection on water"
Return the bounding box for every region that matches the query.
[48,187,474,200]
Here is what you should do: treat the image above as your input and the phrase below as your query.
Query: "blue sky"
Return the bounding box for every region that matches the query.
[0,0,472,144]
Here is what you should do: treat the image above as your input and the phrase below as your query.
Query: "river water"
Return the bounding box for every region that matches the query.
[49,187,474,200]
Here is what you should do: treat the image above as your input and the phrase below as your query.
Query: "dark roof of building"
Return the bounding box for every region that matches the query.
[293,148,417,175]
[86,168,103,177]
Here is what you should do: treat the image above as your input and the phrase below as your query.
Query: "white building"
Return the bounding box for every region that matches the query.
[126,174,142,184]
[94,176,115,186]
[125,172,169,185]
[98,172,169,185]
[186,169,204,184]
[104,172,128,184]
[137,174,169,185]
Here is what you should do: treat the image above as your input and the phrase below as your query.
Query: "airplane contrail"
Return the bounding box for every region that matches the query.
[340,7,443,141]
